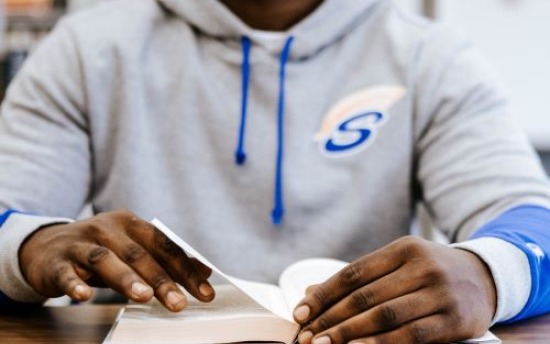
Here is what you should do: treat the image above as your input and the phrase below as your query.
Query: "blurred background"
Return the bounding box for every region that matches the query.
[0,0,106,98]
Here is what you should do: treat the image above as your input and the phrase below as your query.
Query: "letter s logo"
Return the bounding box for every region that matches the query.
[315,85,406,158]
[324,111,384,154]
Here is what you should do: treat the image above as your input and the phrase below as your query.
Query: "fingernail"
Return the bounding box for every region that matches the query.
[312,336,332,344]
[131,282,151,298]
[167,291,187,310]
[298,331,313,344]
[294,305,311,322]
[199,283,214,297]
[73,284,88,299]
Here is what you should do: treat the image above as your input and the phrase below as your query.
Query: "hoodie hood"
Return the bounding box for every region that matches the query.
[156,0,386,225]
[157,0,384,59]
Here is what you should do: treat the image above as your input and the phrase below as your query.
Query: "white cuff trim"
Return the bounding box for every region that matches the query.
[0,213,73,303]
[451,237,531,324]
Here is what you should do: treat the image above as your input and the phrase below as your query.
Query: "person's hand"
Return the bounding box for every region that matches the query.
[19,209,215,312]
[293,236,497,344]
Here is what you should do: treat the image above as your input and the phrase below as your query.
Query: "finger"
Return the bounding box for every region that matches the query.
[303,269,423,336]
[155,239,215,301]
[294,241,405,324]
[348,314,457,344]
[306,284,319,295]
[69,243,170,306]
[305,290,442,344]
[190,257,214,281]
[47,262,93,301]
[97,235,200,309]
[122,215,215,301]
[146,223,214,300]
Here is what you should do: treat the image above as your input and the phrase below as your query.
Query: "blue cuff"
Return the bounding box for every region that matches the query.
[471,205,550,323]
[0,209,22,226]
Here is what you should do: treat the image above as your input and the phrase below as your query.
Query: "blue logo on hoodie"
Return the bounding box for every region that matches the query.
[324,111,385,154]
[317,111,386,157]
[314,85,405,157]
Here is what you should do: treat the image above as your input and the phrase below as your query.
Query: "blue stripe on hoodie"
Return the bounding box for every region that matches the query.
[471,205,550,323]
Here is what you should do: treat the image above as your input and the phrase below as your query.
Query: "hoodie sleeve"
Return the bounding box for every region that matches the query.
[0,20,89,304]
[414,27,550,323]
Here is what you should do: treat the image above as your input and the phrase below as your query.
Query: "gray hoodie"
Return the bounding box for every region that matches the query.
[0,0,549,322]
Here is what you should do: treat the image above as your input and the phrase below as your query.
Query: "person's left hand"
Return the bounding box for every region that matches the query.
[293,236,497,344]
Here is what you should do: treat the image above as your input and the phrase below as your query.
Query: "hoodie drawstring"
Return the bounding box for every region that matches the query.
[235,36,252,165]
[235,35,294,226]
[272,36,294,225]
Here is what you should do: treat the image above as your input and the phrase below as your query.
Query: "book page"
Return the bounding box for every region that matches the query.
[152,219,292,320]
[455,332,501,344]
[124,284,274,321]
[225,276,293,320]
[279,258,347,310]
[105,284,299,344]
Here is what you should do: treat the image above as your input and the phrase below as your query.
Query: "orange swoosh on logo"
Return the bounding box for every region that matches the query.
[315,85,407,141]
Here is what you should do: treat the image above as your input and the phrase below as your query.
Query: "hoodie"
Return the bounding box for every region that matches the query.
[1,0,550,323]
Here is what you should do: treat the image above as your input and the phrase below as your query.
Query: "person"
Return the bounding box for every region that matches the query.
[0,0,549,343]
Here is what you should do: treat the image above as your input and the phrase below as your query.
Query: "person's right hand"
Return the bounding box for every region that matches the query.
[19,209,215,312]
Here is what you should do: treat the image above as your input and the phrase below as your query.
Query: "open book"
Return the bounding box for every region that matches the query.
[103,219,501,344]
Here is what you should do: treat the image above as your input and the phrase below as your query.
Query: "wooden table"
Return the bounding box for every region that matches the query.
[0,304,549,343]
[0,305,120,344]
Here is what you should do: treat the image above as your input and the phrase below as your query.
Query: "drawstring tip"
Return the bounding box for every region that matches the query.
[271,208,284,226]
[235,152,247,165]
